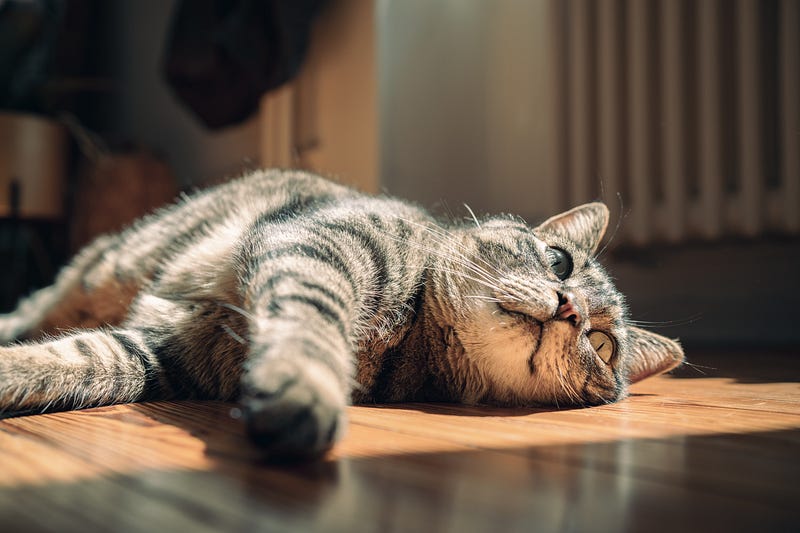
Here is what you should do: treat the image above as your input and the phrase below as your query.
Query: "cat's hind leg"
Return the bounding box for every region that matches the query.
[0,234,140,344]
[0,328,168,417]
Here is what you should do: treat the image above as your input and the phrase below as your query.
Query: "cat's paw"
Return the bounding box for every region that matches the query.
[241,358,347,459]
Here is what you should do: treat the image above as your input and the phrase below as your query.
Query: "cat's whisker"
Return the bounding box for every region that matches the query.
[220,302,256,321]
[431,268,523,306]
[463,295,503,303]
[550,377,561,410]
[421,265,507,297]
[395,216,502,279]
[221,324,246,344]
[442,253,503,291]
[627,314,702,328]
[595,192,626,260]
[395,230,511,292]
[463,203,481,228]
[382,227,503,289]
[415,254,485,280]
[438,234,501,278]
[680,361,714,375]
[529,369,545,402]
[419,237,501,284]
[438,255,503,289]
[555,359,582,405]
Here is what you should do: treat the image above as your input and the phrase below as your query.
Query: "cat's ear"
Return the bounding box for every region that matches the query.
[625,327,685,383]
[536,203,609,255]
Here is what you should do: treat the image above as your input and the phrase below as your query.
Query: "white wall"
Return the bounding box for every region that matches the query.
[378,0,558,221]
[107,0,260,187]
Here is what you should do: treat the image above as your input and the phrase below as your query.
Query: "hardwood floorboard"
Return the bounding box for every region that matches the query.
[0,351,798,532]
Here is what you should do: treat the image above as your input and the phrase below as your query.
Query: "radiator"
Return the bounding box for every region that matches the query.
[554,0,799,245]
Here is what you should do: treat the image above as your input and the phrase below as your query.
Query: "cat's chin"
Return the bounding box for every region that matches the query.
[534,320,585,365]
[455,308,544,405]
[499,320,588,405]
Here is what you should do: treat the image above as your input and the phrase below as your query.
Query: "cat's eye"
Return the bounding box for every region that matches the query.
[588,330,616,364]
[546,247,573,280]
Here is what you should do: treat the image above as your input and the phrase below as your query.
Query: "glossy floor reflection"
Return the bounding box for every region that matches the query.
[0,351,798,532]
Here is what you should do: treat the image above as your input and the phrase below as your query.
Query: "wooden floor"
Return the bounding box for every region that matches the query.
[0,351,798,532]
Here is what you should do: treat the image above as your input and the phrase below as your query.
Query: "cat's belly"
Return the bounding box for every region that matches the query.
[35,279,142,338]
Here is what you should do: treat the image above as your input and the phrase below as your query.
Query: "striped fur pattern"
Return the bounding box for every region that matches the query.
[0,170,683,456]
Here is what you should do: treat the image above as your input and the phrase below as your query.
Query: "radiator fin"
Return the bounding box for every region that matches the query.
[556,0,799,244]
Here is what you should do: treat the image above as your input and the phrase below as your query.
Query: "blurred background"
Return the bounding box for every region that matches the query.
[0,0,798,349]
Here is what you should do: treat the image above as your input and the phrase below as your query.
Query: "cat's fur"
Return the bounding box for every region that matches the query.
[0,170,683,456]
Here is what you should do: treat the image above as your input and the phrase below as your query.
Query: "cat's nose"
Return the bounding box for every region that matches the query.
[556,291,584,328]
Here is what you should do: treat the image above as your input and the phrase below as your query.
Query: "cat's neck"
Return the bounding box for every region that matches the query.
[365,283,486,403]
[411,286,488,404]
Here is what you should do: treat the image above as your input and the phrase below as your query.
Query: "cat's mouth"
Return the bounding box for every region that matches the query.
[494,302,546,376]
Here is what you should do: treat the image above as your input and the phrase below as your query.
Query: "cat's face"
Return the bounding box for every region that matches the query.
[428,203,684,407]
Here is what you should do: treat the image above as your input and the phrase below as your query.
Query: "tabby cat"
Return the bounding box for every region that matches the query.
[0,170,683,457]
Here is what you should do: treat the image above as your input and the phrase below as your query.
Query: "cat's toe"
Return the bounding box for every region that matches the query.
[242,359,347,459]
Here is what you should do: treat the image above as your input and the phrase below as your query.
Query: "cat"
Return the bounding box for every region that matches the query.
[0,169,683,457]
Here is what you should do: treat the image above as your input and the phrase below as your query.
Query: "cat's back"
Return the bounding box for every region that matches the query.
[161,169,358,228]
[112,171,353,262]
[11,170,430,340]
[68,171,357,297]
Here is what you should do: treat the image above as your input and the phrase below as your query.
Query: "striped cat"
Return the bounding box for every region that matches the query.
[0,170,683,457]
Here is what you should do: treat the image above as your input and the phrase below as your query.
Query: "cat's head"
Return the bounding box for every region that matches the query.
[427,203,684,406]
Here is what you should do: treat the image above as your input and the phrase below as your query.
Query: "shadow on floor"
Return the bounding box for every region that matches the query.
[2,401,797,533]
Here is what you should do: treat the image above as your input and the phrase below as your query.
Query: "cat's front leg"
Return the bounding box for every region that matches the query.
[239,228,368,458]
[242,329,350,458]
[241,284,355,458]
[0,328,167,416]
